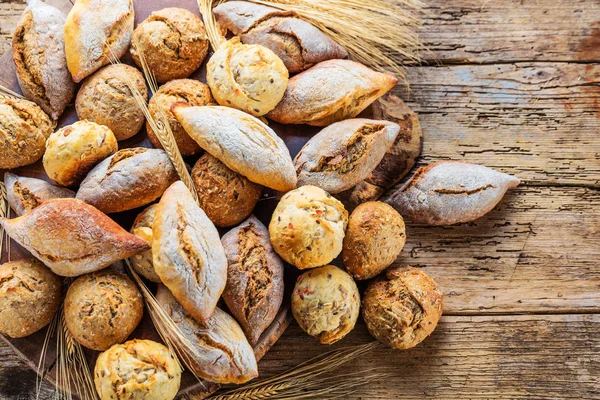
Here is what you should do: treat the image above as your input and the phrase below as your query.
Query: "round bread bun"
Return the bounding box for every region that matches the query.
[207,37,288,117]
[64,270,143,351]
[362,266,443,350]
[342,201,406,280]
[43,120,118,187]
[94,339,181,400]
[75,64,148,141]
[147,79,213,156]
[0,97,53,169]
[191,153,262,227]
[269,185,348,269]
[291,265,360,344]
[0,259,61,338]
[131,8,209,84]
[129,204,161,283]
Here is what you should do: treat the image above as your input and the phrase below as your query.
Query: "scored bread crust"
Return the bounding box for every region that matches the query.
[4,173,75,217]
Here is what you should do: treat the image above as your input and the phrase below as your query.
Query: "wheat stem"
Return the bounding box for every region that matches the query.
[0,84,24,100]
[197,0,227,50]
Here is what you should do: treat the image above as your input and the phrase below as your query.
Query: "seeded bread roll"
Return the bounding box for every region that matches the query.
[76,64,147,141]
[64,270,143,350]
[64,0,134,83]
[0,259,61,338]
[128,204,161,283]
[94,339,181,400]
[147,79,214,156]
[131,8,209,84]
[267,59,398,126]
[4,173,75,217]
[269,185,348,270]
[214,1,347,73]
[291,265,360,344]
[43,121,118,187]
[362,266,443,350]
[342,201,406,280]
[0,97,53,169]
[76,148,178,214]
[191,153,262,228]
[12,0,75,120]
[221,216,284,345]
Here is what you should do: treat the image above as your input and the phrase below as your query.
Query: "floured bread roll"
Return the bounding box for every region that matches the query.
[267,59,398,126]
[128,204,161,283]
[206,37,288,117]
[64,0,134,82]
[4,173,75,217]
[12,0,75,120]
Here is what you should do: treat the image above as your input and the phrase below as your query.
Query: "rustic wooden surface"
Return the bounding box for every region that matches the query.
[1,0,599,398]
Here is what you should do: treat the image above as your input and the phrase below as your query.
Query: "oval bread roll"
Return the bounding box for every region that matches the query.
[172,104,297,192]
[4,173,75,217]
[153,181,228,323]
[64,0,134,83]
[294,119,400,194]
[267,59,398,126]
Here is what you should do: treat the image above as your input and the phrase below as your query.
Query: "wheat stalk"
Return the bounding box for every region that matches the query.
[198,0,227,50]
[0,84,24,100]
[0,182,7,261]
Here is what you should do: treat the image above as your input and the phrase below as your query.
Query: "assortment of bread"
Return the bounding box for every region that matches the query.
[0,1,523,398]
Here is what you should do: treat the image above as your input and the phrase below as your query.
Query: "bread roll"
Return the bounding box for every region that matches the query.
[129,204,161,283]
[0,98,53,169]
[131,8,209,84]
[4,173,75,217]
[0,198,150,277]
[12,0,75,120]
[0,259,61,338]
[206,37,288,117]
[214,1,347,73]
[75,64,147,141]
[76,148,178,214]
[267,59,398,126]
[94,339,181,400]
[221,216,284,345]
[383,161,520,225]
[64,0,134,82]
[43,120,118,187]
[153,181,227,323]
[156,285,258,384]
[172,104,296,191]
[294,119,400,194]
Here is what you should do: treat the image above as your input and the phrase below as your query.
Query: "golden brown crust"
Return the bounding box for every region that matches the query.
[0,97,53,169]
[75,64,148,141]
[0,259,61,338]
[0,198,150,277]
[362,266,443,350]
[4,173,75,217]
[76,148,178,214]
[191,153,262,228]
[43,120,118,187]
[131,8,209,84]
[342,201,406,280]
[221,216,284,345]
[64,270,143,351]
[147,79,214,156]
[94,339,181,400]
[129,204,161,283]
[291,265,360,344]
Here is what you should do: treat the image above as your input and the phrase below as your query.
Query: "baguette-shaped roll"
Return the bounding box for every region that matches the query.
[153,181,227,323]
[0,198,150,277]
[383,161,520,225]
[294,119,400,194]
[156,285,258,384]
[172,104,297,191]
[64,0,134,83]
[267,60,398,126]
[4,173,75,217]
[214,1,347,73]
[12,0,75,120]
[76,148,178,214]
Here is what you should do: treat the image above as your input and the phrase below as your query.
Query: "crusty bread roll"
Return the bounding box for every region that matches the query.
[172,104,297,192]
[267,59,398,126]
[12,0,75,120]
[294,119,400,194]
[129,204,161,283]
[4,173,75,217]
[214,1,347,73]
[64,0,134,83]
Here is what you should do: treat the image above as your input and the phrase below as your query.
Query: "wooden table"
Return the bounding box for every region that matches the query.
[1,0,599,398]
